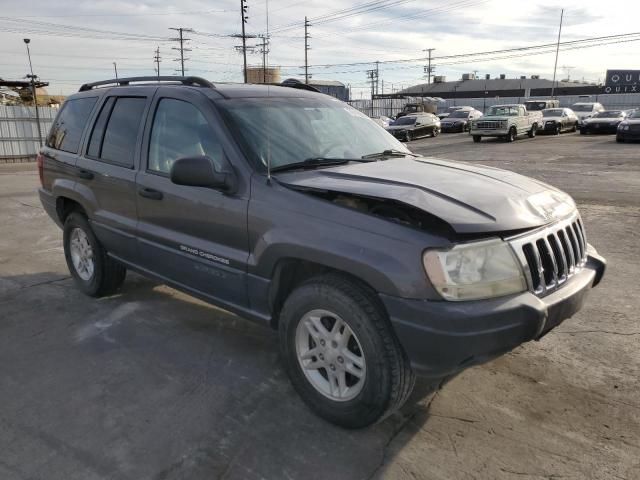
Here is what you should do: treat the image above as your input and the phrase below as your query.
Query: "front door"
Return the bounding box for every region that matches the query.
[135,88,250,309]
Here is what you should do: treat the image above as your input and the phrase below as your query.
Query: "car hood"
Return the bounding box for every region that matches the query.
[441,117,468,124]
[276,157,576,234]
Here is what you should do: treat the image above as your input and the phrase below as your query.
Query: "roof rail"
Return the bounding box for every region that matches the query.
[280,78,321,93]
[78,76,214,92]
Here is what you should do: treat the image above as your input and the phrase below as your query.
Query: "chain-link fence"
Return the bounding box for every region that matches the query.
[0,106,57,163]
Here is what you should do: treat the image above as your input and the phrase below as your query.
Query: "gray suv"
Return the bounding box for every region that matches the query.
[38,77,606,428]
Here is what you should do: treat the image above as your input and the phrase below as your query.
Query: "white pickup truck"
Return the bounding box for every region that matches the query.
[469,104,542,142]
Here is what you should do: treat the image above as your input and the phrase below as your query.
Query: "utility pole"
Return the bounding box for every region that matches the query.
[113,62,118,80]
[23,38,42,146]
[304,16,311,84]
[170,27,193,76]
[366,69,378,116]
[424,48,435,84]
[375,61,380,96]
[258,35,269,83]
[561,65,575,81]
[551,9,564,98]
[240,0,249,82]
[154,46,162,79]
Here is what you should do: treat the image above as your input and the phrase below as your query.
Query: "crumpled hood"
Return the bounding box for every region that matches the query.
[276,157,576,234]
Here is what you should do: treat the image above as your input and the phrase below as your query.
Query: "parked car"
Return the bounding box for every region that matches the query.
[541,108,579,134]
[440,108,483,132]
[395,102,435,119]
[469,104,542,142]
[437,105,473,120]
[616,109,640,142]
[38,76,606,429]
[580,110,628,134]
[524,99,560,111]
[371,115,393,128]
[571,102,605,126]
[386,113,440,141]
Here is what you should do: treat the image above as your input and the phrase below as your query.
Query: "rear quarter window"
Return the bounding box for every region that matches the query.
[46,97,98,153]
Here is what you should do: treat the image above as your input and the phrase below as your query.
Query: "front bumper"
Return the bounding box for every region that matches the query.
[617,130,640,141]
[469,128,508,137]
[381,250,606,378]
[582,123,619,134]
[542,121,561,133]
[441,123,465,133]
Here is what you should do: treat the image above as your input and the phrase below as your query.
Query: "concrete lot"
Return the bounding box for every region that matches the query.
[0,132,638,480]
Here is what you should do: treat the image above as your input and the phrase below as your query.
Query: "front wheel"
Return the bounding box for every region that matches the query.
[616,136,624,143]
[279,274,415,429]
[63,212,126,297]
[506,127,517,142]
[473,135,481,143]
[405,131,412,142]
[556,125,562,135]
[432,127,440,137]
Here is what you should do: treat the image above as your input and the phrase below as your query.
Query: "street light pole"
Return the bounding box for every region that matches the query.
[113,62,119,80]
[23,38,42,147]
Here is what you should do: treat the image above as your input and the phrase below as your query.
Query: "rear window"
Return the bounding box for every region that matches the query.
[87,97,147,168]
[46,97,98,153]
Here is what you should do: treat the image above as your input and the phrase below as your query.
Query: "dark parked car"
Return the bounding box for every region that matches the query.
[616,109,640,142]
[581,110,628,134]
[440,108,483,132]
[38,76,606,429]
[541,108,579,134]
[386,113,440,141]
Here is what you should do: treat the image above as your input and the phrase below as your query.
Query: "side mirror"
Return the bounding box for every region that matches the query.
[170,156,236,192]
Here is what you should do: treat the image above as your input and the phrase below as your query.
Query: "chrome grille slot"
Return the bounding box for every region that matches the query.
[509,214,588,297]
[476,121,503,129]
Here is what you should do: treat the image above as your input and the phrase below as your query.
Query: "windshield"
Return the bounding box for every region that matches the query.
[487,106,519,116]
[593,111,622,118]
[218,96,410,170]
[543,109,564,117]
[449,110,470,118]
[525,102,547,111]
[393,116,417,125]
[572,104,594,112]
[630,110,640,119]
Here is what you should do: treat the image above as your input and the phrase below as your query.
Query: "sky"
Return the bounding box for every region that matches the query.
[1,0,639,97]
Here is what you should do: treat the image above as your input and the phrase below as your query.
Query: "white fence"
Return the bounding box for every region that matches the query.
[348,96,443,118]
[0,106,57,162]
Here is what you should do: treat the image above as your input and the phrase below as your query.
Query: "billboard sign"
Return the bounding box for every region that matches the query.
[604,70,640,93]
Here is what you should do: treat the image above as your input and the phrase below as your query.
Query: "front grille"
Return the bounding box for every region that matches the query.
[476,120,504,129]
[509,215,588,296]
[630,124,640,132]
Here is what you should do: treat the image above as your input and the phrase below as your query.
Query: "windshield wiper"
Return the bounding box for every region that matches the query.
[270,157,372,173]
[361,149,419,160]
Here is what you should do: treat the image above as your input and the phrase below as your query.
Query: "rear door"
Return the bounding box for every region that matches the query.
[135,88,250,308]
[74,88,153,261]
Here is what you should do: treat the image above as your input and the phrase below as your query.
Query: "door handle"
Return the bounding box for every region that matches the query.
[138,188,163,200]
[76,169,94,180]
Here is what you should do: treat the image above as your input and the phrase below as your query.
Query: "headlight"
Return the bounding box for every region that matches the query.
[423,239,527,301]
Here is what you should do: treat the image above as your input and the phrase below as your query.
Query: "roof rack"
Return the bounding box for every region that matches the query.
[78,76,214,92]
[279,78,321,93]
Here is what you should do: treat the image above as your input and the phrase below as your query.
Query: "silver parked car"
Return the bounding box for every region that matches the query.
[386,113,441,141]
[541,108,579,135]
[440,108,483,133]
[371,115,393,128]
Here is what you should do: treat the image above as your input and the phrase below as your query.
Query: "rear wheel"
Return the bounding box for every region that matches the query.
[473,135,481,143]
[279,274,415,429]
[528,124,537,138]
[432,127,440,137]
[63,212,126,297]
[506,127,517,142]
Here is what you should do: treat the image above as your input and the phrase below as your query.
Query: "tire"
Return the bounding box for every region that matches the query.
[580,128,587,135]
[432,127,440,137]
[528,124,537,138]
[405,131,412,142]
[571,123,577,132]
[506,127,517,142]
[555,125,561,135]
[473,135,481,143]
[63,212,126,297]
[616,136,624,143]
[279,273,415,429]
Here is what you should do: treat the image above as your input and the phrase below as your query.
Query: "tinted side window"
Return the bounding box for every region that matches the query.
[46,97,97,153]
[148,98,223,175]
[100,97,147,167]
[86,97,115,158]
